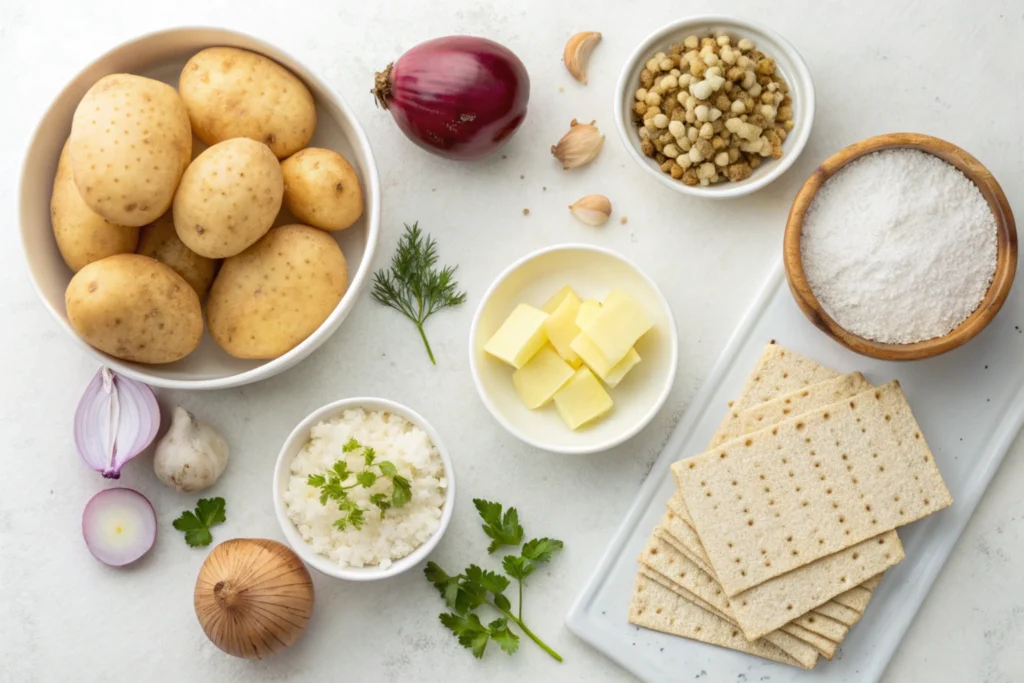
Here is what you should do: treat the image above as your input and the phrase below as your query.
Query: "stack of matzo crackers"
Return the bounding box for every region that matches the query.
[629,342,953,669]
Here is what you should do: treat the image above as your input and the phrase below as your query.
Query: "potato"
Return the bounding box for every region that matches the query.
[281,148,363,231]
[65,254,203,364]
[207,225,348,359]
[69,74,191,226]
[138,212,218,299]
[51,140,138,271]
[172,138,283,259]
[179,47,316,159]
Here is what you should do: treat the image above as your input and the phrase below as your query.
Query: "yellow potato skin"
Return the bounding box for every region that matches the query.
[65,254,203,364]
[51,140,138,272]
[207,224,348,359]
[179,47,316,159]
[137,212,218,299]
[281,148,364,231]
[69,74,191,226]
[172,138,283,259]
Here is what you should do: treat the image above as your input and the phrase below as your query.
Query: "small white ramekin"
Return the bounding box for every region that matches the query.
[469,244,679,455]
[272,397,455,581]
[615,15,815,199]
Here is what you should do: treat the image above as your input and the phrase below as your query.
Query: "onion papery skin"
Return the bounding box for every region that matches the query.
[374,36,530,161]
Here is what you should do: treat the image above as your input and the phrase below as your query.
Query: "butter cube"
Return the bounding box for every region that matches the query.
[543,295,583,368]
[512,345,575,409]
[576,299,602,328]
[541,286,582,314]
[603,347,641,388]
[484,304,549,368]
[553,367,614,430]
[581,290,653,365]
[570,333,642,387]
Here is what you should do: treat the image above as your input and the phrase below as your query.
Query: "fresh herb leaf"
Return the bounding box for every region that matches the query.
[473,498,524,553]
[307,473,326,487]
[465,565,511,596]
[331,460,350,481]
[493,593,512,613]
[356,470,377,488]
[440,613,491,658]
[488,618,520,655]
[347,507,366,530]
[342,438,360,453]
[501,554,534,581]
[372,222,467,365]
[424,500,563,662]
[377,460,398,477]
[392,475,412,508]
[363,447,377,466]
[172,497,226,548]
[521,538,564,564]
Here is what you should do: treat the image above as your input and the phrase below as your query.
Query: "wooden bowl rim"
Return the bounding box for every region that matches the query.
[784,132,1018,361]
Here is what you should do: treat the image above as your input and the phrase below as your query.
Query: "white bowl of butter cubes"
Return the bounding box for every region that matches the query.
[470,244,678,454]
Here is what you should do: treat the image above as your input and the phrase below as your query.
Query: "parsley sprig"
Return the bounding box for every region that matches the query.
[307,438,411,530]
[172,497,226,547]
[372,222,467,365]
[425,499,564,661]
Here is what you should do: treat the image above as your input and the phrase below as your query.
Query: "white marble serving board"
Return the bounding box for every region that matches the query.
[566,260,1024,683]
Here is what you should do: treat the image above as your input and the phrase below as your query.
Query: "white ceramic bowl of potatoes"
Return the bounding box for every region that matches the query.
[469,244,679,455]
[19,27,380,389]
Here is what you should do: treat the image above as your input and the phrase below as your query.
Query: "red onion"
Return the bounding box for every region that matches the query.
[74,368,160,478]
[82,487,157,566]
[373,36,530,160]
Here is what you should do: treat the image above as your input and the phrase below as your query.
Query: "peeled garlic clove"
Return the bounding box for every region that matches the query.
[569,194,612,226]
[563,31,602,84]
[551,119,604,169]
[194,538,314,659]
[154,406,230,493]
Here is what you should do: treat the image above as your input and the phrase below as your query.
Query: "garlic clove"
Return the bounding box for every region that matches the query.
[194,538,314,659]
[569,194,613,226]
[551,119,605,170]
[563,31,602,84]
[154,406,230,493]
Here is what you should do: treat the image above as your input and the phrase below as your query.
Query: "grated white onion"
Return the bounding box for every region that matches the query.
[283,408,446,569]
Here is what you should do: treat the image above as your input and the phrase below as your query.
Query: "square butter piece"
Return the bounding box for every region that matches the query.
[553,367,613,430]
[484,304,548,369]
[570,333,641,388]
[581,290,653,365]
[544,295,583,368]
[541,286,581,313]
[576,299,602,328]
[512,345,575,409]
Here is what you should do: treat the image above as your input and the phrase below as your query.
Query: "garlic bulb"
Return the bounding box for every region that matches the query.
[194,539,314,659]
[154,406,229,493]
[551,119,604,169]
[563,31,602,84]
[569,194,612,226]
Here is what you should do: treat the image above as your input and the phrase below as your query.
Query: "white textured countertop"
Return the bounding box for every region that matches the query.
[1,1,1021,681]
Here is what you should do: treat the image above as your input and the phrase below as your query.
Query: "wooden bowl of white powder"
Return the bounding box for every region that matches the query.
[784,133,1016,360]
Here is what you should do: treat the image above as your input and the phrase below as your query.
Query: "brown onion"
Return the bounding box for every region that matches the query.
[194,538,314,659]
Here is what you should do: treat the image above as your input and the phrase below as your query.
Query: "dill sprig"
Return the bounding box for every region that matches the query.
[372,223,467,365]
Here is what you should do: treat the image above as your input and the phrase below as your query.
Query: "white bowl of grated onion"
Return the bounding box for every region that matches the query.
[272,397,455,581]
[615,15,815,199]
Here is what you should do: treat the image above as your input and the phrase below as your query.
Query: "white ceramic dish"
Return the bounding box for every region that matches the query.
[19,27,381,389]
[566,260,1024,682]
[615,15,815,199]
[272,397,455,582]
[469,244,679,455]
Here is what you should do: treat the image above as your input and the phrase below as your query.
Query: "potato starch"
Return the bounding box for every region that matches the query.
[801,149,997,344]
